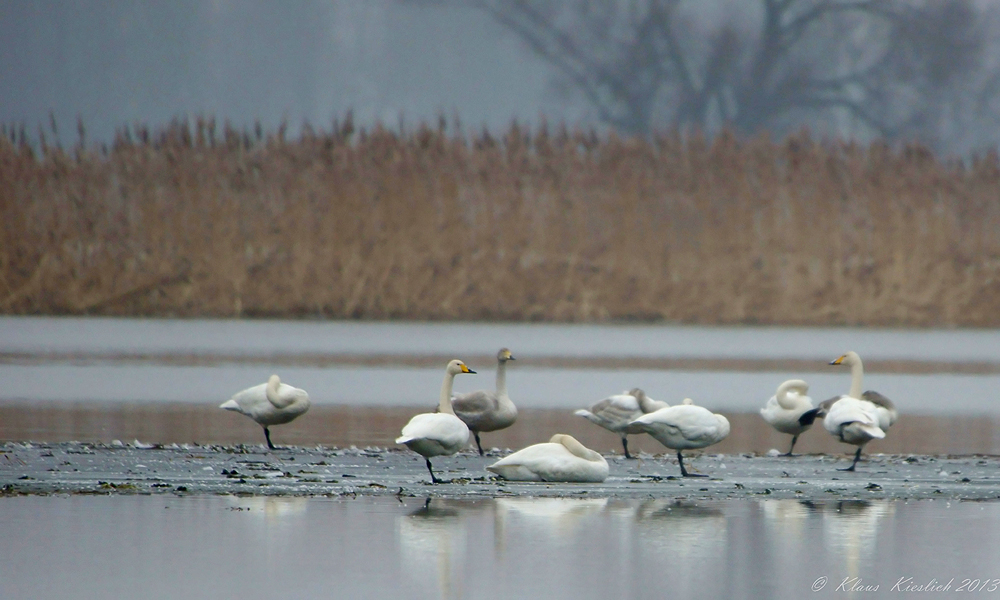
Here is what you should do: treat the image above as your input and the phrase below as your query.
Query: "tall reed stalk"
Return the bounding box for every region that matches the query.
[2,118,998,325]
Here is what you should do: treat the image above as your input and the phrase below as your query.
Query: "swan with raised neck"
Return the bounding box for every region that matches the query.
[397,359,475,483]
[823,351,899,471]
[831,351,864,399]
[450,348,517,455]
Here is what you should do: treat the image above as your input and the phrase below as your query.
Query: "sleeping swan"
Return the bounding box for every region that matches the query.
[820,351,898,471]
[575,388,669,458]
[487,434,609,483]
[451,348,518,455]
[629,403,730,477]
[396,359,476,483]
[220,374,310,450]
[760,379,822,456]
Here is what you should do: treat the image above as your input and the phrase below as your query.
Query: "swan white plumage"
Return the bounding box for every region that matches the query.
[820,351,898,471]
[396,359,475,483]
[629,403,730,477]
[575,388,669,458]
[486,434,609,483]
[219,374,310,449]
[451,348,518,455]
[760,379,822,456]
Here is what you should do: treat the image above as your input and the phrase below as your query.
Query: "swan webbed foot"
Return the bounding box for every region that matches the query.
[622,438,634,459]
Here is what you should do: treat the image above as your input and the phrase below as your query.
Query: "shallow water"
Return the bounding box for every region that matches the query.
[5,316,1000,361]
[3,362,1000,417]
[4,317,1000,453]
[5,318,998,600]
[3,403,999,455]
[4,317,1000,415]
[2,495,998,600]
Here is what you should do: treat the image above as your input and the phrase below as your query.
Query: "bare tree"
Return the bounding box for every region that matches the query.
[471,0,1000,154]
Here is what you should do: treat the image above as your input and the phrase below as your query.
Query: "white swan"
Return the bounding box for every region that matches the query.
[760,379,822,456]
[820,351,899,471]
[220,374,310,449]
[451,348,518,455]
[487,434,609,483]
[575,388,669,458]
[396,359,475,483]
[629,403,730,477]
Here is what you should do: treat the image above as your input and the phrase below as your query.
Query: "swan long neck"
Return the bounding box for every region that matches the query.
[636,391,661,413]
[438,371,458,415]
[849,357,864,399]
[265,376,291,409]
[495,359,508,397]
[776,380,805,410]
[552,434,600,461]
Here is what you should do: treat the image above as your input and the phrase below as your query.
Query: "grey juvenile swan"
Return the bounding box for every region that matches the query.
[451,348,518,455]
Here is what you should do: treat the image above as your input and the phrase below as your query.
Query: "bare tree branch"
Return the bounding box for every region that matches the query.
[462,0,1000,154]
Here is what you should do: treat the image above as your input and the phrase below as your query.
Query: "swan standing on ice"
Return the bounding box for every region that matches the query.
[629,403,730,477]
[820,351,898,471]
[575,388,669,458]
[220,374,311,450]
[760,379,822,456]
[451,348,518,455]
[396,359,476,483]
[487,434,609,482]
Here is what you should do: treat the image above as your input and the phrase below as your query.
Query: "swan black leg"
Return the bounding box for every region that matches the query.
[622,437,633,459]
[678,451,707,477]
[838,447,863,471]
[473,432,484,456]
[782,435,799,457]
[263,427,276,450]
[426,458,442,484]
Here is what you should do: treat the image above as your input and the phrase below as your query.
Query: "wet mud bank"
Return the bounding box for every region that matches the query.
[2,442,999,501]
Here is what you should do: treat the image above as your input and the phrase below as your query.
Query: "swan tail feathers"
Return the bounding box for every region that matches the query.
[798,407,823,427]
[219,399,241,411]
[860,424,886,439]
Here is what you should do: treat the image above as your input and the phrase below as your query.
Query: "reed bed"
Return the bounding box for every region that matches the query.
[2,117,999,325]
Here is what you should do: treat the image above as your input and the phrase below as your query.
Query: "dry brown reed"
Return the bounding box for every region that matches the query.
[2,117,999,325]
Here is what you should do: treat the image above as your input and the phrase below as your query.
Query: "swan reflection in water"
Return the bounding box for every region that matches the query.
[397,498,476,600]
[629,499,728,597]
[819,500,895,580]
[762,499,893,576]
[495,497,609,541]
[632,499,728,557]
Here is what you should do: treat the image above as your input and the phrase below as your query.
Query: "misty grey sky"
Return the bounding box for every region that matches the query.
[1,0,580,144]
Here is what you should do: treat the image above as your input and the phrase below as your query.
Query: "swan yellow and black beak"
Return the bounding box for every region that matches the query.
[461,364,476,374]
[830,354,847,366]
